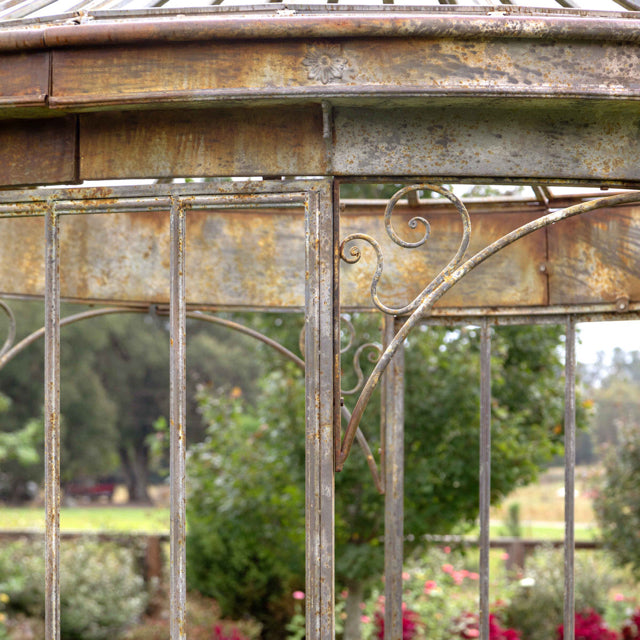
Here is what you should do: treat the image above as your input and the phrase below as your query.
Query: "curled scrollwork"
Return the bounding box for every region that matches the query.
[0,299,16,359]
[341,342,382,396]
[340,184,471,317]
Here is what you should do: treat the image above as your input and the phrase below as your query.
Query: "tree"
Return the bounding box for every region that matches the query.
[186,316,572,639]
[0,300,264,503]
[591,349,640,574]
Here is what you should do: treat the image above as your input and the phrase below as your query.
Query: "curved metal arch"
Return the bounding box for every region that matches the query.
[336,188,640,470]
[0,301,384,491]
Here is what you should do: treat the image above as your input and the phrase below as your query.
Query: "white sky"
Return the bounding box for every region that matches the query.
[576,320,640,365]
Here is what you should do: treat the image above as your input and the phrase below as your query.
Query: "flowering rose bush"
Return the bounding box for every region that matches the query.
[558,610,617,640]
[374,607,420,640]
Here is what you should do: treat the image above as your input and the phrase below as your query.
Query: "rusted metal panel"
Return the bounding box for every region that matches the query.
[0,208,307,308]
[0,51,48,107]
[332,103,640,182]
[340,207,548,310]
[547,206,640,306]
[79,108,327,179]
[3,200,640,312]
[0,117,76,186]
[49,36,640,108]
[0,204,546,310]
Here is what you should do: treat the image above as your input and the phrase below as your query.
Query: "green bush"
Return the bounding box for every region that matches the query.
[502,547,619,640]
[187,380,305,640]
[0,538,147,639]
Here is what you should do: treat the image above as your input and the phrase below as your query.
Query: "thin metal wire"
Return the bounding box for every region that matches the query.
[564,316,576,640]
[44,204,60,640]
[479,321,491,640]
[170,197,187,640]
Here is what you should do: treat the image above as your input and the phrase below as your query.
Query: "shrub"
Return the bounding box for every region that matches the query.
[0,538,147,639]
[502,548,619,640]
[186,384,305,640]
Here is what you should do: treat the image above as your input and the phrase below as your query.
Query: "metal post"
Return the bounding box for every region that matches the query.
[305,183,336,640]
[383,316,405,640]
[564,316,577,640]
[479,321,492,640]
[44,204,60,640]
[170,197,187,640]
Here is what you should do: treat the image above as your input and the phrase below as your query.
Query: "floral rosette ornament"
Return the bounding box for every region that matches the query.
[302,45,349,84]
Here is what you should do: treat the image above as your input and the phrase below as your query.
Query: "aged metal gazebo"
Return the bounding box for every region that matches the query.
[1,0,640,638]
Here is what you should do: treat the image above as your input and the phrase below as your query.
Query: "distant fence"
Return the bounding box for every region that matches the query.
[0,530,600,581]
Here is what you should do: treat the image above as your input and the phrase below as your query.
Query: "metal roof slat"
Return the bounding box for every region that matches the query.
[0,0,59,19]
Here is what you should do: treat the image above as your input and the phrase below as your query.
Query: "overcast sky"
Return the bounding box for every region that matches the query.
[576,320,640,365]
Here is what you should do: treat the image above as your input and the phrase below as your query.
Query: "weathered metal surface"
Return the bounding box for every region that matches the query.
[341,204,547,311]
[44,206,60,640]
[0,51,48,107]
[382,316,404,640]
[0,204,545,309]
[3,11,640,55]
[563,317,577,640]
[304,181,336,640]
[1,100,639,183]
[479,322,491,640]
[5,199,640,312]
[547,207,640,306]
[169,198,187,640]
[332,103,640,182]
[45,34,640,108]
[0,117,76,186]
[79,108,326,179]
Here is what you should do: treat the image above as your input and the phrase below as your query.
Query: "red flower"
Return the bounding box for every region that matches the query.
[558,610,618,640]
[375,608,421,640]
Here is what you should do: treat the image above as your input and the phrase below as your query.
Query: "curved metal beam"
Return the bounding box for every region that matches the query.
[336,189,640,470]
[0,305,146,370]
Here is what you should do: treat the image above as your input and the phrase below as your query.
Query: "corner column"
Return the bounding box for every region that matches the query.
[305,181,337,640]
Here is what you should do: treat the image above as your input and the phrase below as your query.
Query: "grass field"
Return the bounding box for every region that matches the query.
[0,467,599,539]
[0,506,170,533]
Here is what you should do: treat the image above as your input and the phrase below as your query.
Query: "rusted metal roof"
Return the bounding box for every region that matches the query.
[0,0,637,26]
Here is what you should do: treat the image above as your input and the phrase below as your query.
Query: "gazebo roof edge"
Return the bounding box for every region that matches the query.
[1,10,640,52]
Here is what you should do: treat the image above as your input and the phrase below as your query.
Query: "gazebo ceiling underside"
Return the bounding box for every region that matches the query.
[1,6,640,316]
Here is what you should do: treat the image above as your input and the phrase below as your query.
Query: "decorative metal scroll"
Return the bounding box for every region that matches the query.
[336,186,640,471]
[340,184,470,316]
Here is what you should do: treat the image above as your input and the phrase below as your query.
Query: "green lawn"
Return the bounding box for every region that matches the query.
[0,506,600,540]
[0,506,170,533]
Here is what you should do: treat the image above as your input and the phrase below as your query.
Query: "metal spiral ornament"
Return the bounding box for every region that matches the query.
[340,184,471,316]
[341,341,382,396]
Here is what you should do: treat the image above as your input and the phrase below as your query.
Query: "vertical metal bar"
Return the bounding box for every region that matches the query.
[564,316,577,640]
[305,183,335,640]
[383,315,404,640]
[44,204,60,640]
[170,197,187,640]
[479,321,492,640]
